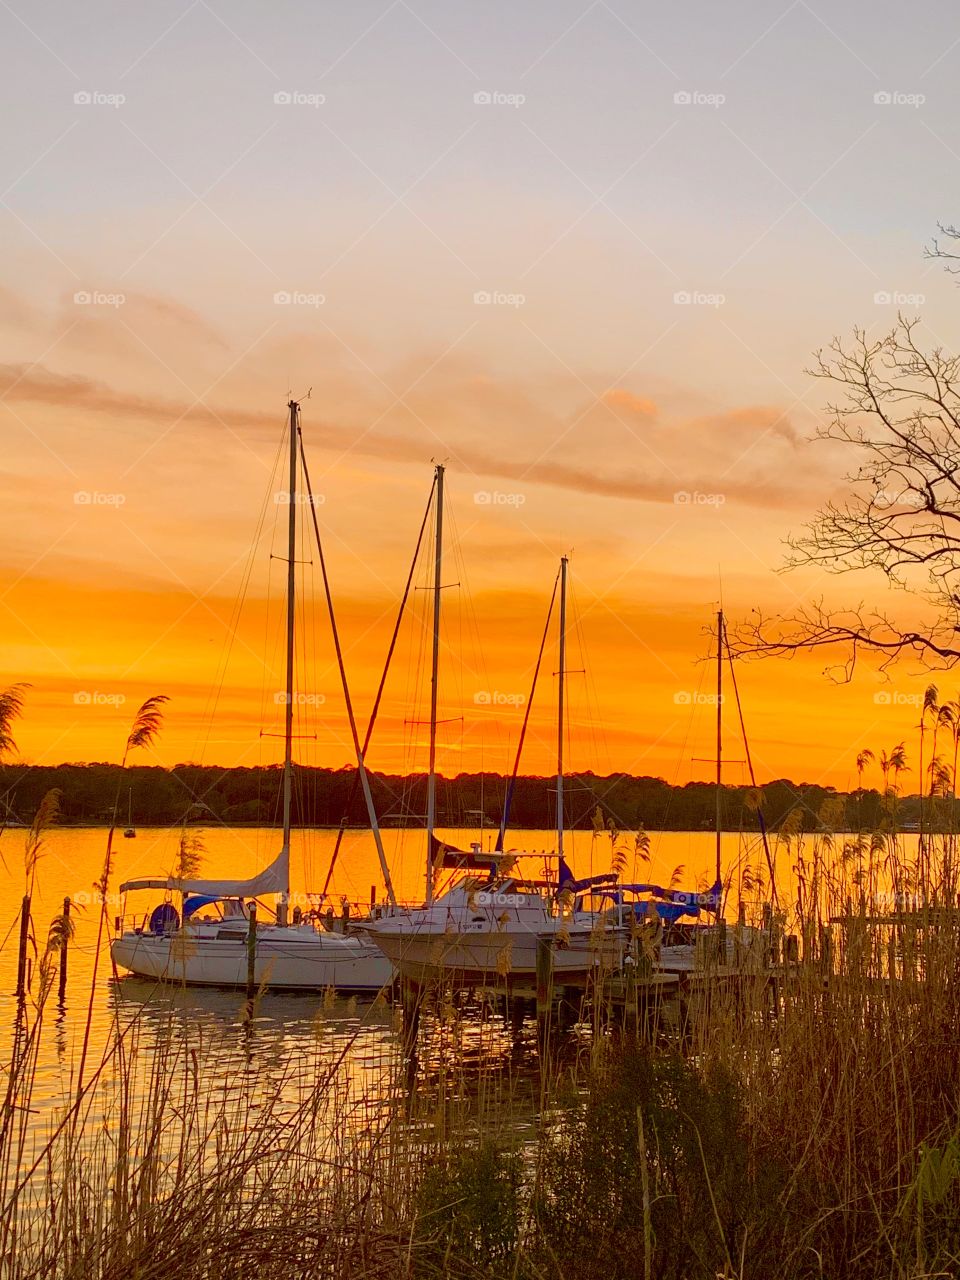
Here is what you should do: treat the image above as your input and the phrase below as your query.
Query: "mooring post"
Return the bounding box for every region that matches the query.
[509,995,525,1040]
[246,902,257,1000]
[716,917,728,969]
[16,893,30,999]
[400,978,422,1059]
[820,924,833,977]
[761,901,775,966]
[735,900,746,966]
[58,897,70,1001]
[536,936,554,1052]
[624,957,639,1039]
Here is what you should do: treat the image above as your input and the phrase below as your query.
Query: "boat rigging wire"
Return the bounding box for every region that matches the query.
[496,566,560,852]
[724,625,778,907]
[298,430,404,908]
[318,475,438,900]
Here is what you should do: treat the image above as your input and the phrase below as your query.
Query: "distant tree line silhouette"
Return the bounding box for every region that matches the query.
[0,762,952,834]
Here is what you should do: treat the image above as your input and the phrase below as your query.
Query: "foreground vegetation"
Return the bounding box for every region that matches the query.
[6,791,960,1278]
[4,938,960,1280]
[5,692,960,1278]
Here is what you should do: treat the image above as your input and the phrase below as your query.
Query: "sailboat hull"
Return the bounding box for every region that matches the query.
[111,925,394,992]
[364,906,618,988]
[367,932,601,986]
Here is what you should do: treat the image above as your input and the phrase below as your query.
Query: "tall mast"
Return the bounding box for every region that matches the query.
[425,463,444,905]
[280,398,298,922]
[297,428,398,908]
[715,608,723,909]
[556,555,568,861]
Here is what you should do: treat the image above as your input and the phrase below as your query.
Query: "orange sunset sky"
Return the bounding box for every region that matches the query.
[2,1,957,792]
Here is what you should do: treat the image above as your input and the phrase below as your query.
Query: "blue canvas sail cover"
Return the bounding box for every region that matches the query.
[557,857,619,895]
[649,901,695,923]
[601,878,723,920]
[430,834,500,875]
[182,894,220,919]
[600,891,698,922]
[661,879,722,911]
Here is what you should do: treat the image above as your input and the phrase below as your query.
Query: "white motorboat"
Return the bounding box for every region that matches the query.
[364,863,618,987]
[364,544,621,988]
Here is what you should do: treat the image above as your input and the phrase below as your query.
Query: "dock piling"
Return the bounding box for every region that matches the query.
[535,937,554,1052]
[58,897,70,1001]
[16,893,30,999]
[246,902,257,1000]
[624,959,639,1039]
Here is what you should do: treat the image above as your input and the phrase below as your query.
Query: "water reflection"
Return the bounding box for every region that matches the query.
[1,826,747,1140]
[108,976,402,1115]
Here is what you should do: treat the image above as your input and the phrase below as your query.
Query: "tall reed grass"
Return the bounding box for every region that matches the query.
[5,697,960,1277]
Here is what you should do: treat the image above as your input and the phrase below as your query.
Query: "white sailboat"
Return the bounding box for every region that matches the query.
[365,534,619,988]
[111,399,395,992]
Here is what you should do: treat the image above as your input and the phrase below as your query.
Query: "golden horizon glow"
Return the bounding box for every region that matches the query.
[2,6,951,793]
[1,554,939,794]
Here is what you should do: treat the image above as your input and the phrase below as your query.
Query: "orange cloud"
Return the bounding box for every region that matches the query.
[602,388,658,417]
[0,300,883,788]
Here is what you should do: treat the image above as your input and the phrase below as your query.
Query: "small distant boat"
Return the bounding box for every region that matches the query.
[123,787,136,838]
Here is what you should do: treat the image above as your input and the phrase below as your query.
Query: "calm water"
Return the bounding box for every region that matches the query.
[0,824,766,1123]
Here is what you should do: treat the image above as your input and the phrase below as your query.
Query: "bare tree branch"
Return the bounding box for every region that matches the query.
[732,261,960,677]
